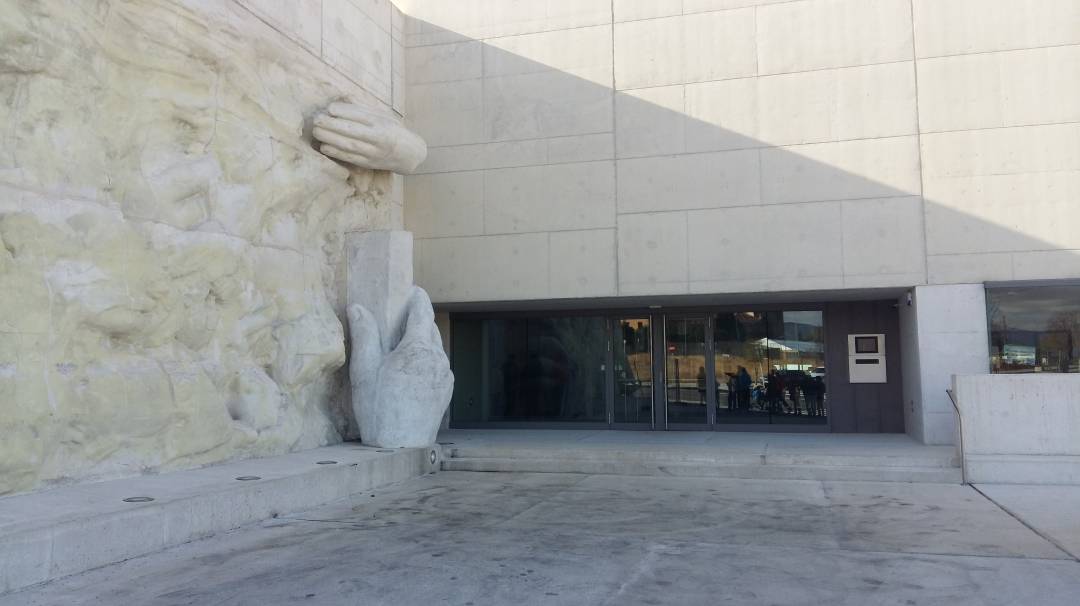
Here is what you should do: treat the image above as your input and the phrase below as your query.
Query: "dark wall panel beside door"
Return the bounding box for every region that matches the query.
[825,301,904,433]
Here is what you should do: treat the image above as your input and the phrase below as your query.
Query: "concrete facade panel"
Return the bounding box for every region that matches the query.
[918,45,1080,133]
[483,162,616,234]
[483,67,613,142]
[757,0,913,75]
[548,229,618,298]
[617,151,761,214]
[758,61,918,146]
[684,78,761,152]
[404,171,485,238]
[840,196,926,280]
[483,25,612,80]
[912,0,1080,58]
[406,79,484,146]
[686,203,844,288]
[403,0,1080,305]
[760,137,922,204]
[405,41,482,84]
[922,124,1080,256]
[615,86,687,158]
[400,0,611,46]
[616,212,689,294]
[613,0,681,23]
[614,10,756,90]
[416,233,550,302]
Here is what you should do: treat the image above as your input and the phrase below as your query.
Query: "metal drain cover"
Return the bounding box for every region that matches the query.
[122,496,154,503]
[236,476,261,481]
[316,460,337,465]
[376,449,394,453]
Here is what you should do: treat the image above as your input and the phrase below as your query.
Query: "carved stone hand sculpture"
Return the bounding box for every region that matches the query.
[348,285,453,448]
[313,102,427,174]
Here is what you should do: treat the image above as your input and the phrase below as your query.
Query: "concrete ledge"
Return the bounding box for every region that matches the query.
[0,443,441,595]
[967,454,1080,485]
[443,457,962,483]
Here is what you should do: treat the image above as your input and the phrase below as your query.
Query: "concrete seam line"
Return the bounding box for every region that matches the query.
[969,484,1080,563]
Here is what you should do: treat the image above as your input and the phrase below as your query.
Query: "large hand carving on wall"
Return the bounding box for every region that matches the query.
[313,103,427,174]
[345,231,452,448]
[348,286,453,448]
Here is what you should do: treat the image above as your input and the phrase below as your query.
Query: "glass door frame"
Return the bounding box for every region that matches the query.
[610,316,655,430]
[657,313,716,430]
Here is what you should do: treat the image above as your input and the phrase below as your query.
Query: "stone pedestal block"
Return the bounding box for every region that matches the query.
[346,230,453,447]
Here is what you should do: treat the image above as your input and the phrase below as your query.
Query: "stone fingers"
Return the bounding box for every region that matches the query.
[399,286,438,348]
[327,102,377,125]
[312,126,380,157]
[313,114,382,146]
[320,144,373,168]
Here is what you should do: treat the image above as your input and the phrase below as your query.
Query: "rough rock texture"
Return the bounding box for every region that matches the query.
[0,0,404,495]
[346,231,451,448]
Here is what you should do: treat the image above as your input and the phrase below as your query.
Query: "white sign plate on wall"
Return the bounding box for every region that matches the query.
[848,334,887,383]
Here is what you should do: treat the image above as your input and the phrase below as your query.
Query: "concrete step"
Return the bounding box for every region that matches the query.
[443,456,963,483]
[0,444,441,596]
[446,446,960,469]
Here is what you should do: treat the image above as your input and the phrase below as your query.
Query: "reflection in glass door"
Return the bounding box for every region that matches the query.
[613,318,652,425]
[665,316,708,425]
[713,311,827,425]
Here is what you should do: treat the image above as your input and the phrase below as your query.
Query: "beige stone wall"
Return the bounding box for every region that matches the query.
[400,0,1080,303]
[0,0,405,495]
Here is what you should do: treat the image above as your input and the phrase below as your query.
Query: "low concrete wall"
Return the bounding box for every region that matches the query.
[0,444,441,596]
[953,374,1080,484]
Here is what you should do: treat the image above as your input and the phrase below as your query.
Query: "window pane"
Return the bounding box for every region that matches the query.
[450,316,607,423]
[764,311,827,424]
[988,285,1080,373]
[714,312,769,424]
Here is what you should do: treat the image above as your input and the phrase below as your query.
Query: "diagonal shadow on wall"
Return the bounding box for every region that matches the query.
[400,15,1076,308]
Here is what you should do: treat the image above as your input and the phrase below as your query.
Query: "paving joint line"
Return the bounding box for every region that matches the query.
[969,484,1080,562]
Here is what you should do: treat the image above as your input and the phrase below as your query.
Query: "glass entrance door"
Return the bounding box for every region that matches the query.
[664,316,709,426]
[613,317,653,425]
[448,309,824,430]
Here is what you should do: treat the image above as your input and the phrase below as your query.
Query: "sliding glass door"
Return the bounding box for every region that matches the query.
[664,316,709,426]
[613,317,653,426]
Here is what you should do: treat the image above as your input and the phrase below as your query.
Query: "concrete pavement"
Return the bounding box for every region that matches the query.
[4,471,1079,605]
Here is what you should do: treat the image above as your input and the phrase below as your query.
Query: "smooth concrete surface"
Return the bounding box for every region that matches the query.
[899,284,989,445]
[438,429,961,483]
[4,471,1079,605]
[954,374,1080,484]
[0,444,440,595]
[976,484,1080,559]
[401,0,1080,303]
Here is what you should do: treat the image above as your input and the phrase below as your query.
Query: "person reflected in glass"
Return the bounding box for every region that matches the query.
[736,366,752,412]
[765,370,783,415]
[802,373,818,417]
[785,373,800,415]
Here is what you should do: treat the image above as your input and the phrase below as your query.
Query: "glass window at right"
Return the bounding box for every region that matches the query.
[987,284,1080,374]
